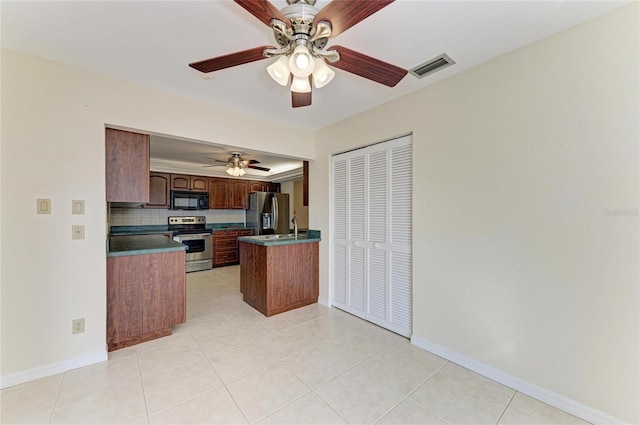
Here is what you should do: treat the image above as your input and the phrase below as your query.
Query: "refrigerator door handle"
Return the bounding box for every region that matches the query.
[272,196,278,230]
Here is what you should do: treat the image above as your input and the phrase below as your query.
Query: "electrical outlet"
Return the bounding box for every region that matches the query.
[135,218,142,224]
[72,318,85,334]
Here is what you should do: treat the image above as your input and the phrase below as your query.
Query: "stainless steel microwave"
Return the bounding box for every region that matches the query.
[170,190,209,210]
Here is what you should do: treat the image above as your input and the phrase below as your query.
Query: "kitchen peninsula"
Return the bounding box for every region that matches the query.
[238,231,320,316]
[106,235,187,351]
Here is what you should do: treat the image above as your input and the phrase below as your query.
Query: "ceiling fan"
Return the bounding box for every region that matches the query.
[204,152,271,176]
[189,0,408,108]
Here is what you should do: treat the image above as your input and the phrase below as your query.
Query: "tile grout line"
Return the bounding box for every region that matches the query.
[494,391,518,425]
[135,350,152,424]
[372,358,452,425]
[48,371,67,425]
[195,333,253,425]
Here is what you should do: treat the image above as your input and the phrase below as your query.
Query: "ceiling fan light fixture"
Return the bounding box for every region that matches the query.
[312,57,335,88]
[289,45,314,78]
[266,55,290,86]
[226,166,246,177]
[290,76,311,93]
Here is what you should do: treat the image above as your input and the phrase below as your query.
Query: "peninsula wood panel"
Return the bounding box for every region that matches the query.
[240,241,319,316]
[107,250,186,351]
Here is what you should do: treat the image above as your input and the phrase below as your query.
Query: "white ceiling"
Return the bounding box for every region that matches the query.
[1,0,628,178]
[149,134,304,180]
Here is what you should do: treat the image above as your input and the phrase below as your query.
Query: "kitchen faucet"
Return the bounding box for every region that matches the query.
[291,215,298,239]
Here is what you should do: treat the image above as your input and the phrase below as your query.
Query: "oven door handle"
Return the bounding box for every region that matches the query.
[173,233,211,241]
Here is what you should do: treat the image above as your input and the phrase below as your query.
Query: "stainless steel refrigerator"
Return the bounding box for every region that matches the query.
[246,192,290,235]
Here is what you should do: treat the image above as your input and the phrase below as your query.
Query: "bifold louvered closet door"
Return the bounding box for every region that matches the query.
[331,135,412,337]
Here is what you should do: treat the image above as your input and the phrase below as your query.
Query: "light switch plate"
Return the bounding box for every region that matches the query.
[37,198,51,214]
[72,200,85,215]
[72,225,85,240]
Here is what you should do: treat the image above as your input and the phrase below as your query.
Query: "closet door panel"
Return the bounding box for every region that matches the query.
[332,159,348,241]
[390,251,412,335]
[368,248,387,320]
[349,245,366,313]
[368,149,387,244]
[390,143,412,247]
[332,158,348,309]
[348,156,365,241]
[333,244,347,306]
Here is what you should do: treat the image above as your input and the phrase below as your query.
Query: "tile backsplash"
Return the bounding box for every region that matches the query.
[109,208,245,226]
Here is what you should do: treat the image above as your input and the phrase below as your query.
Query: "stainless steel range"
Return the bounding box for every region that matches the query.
[169,216,212,273]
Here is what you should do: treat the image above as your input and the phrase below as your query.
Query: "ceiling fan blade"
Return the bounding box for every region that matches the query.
[292,90,312,108]
[234,0,290,28]
[248,164,271,172]
[314,0,394,38]
[329,45,407,87]
[246,159,261,164]
[189,46,273,73]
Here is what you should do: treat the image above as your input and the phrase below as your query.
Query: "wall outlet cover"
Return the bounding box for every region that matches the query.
[72,318,85,334]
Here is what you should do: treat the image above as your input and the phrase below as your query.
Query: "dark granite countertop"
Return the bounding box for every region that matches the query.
[107,234,186,257]
[109,223,248,236]
[238,230,321,246]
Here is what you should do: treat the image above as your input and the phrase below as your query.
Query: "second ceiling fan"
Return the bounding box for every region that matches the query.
[189,0,408,108]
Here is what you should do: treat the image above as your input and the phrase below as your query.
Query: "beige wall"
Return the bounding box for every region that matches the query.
[311,4,638,423]
[0,49,314,382]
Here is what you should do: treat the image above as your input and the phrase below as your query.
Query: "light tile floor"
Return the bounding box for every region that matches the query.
[1,266,589,425]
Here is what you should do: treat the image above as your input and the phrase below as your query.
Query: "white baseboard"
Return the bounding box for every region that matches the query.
[0,350,108,390]
[411,336,623,425]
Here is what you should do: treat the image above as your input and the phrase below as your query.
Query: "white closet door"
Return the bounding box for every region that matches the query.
[331,135,413,337]
[389,142,413,333]
[332,158,348,308]
[348,156,366,314]
[367,148,388,321]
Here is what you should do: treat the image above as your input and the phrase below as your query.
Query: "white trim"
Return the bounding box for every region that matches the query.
[410,336,623,425]
[0,350,108,389]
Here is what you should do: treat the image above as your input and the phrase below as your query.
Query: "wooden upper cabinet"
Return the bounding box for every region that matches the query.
[248,181,267,193]
[170,174,209,192]
[106,128,150,203]
[209,178,229,209]
[171,174,190,191]
[146,172,170,208]
[267,182,281,193]
[191,176,209,192]
[229,181,248,209]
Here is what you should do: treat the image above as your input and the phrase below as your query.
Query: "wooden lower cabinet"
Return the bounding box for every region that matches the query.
[213,229,254,267]
[107,250,186,351]
[239,241,319,316]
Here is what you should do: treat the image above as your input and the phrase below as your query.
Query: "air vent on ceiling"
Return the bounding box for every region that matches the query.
[410,53,455,79]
